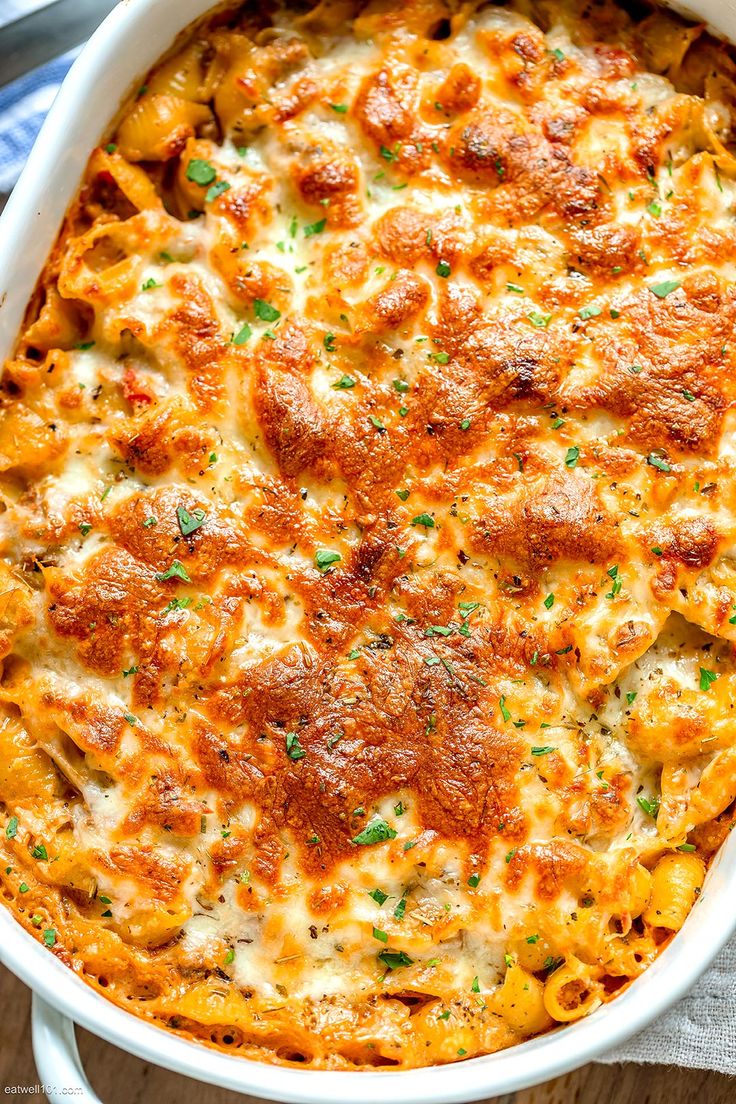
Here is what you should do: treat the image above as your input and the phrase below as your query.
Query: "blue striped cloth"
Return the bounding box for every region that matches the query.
[0,48,80,193]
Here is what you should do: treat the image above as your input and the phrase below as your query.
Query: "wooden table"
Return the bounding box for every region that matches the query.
[1,965,731,1103]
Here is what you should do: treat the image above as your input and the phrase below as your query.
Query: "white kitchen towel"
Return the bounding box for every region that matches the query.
[1,5,736,1079]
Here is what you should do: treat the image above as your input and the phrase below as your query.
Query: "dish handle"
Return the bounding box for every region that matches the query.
[32,992,103,1104]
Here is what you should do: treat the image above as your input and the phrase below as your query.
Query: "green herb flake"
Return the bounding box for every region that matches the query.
[531,746,556,756]
[649,279,681,299]
[578,304,602,320]
[233,322,252,345]
[42,928,57,947]
[435,260,451,278]
[543,593,555,610]
[186,159,217,186]
[699,667,719,691]
[637,795,659,819]
[254,299,281,323]
[155,560,191,583]
[527,311,551,328]
[499,696,511,723]
[411,513,434,529]
[565,446,579,469]
[31,844,48,861]
[467,872,481,888]
[285,731,306,761]
[304,218,327,238]
[647,453,671,473]
[373,927,389,943]
[141,278,161,291]
[205,180,231,203]
[315,549,341,573]
[176,506,206,537]
[352,819,397,846]
[6,816,18,839]
[330,103,348,114]
[333,374,355,389]
[378,950,413,969]
[369,888,389,905]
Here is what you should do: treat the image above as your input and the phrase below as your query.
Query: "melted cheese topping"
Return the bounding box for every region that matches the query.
[2,0,736,1070]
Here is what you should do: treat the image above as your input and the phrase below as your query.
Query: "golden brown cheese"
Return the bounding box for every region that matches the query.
[2,0,736,1070]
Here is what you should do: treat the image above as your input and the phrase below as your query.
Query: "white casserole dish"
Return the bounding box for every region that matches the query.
[2,0,736,1099]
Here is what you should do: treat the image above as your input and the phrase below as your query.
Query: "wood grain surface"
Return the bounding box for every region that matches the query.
[0,964,732,1104]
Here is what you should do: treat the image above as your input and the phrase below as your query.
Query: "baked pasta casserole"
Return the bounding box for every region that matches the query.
[2,0,736,1069]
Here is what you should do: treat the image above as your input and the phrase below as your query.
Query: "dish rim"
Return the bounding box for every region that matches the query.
[1,0,736,1098]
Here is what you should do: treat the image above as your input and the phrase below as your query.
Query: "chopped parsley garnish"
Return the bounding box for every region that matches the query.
[254,298,280,323]
[394,897,407,920]
[78,522,92,537]
[471,976,480,993]
[224,948,235,965]
[393,379,409,393]
[699,667,719,691]
[637,795,659,819]
[285,731,306,761]
[142,516,157,529]
[626,691,637,705]
[324,332,337,352]
[315,549,341,573]
[6,816,18,839]
[122,666,139,677]
[176,506,206,537]
[31,844,48,861]
[42,928,56,947]
[649,279,680,299]
[578,304,602,320]
[304,218,327,237]
[141,278,161,291]
[369,888,389,905]
[378,950,413,969]
[505,848,517,864]
[330,103,348,113]
[467,872,481,888]
[233,322,252,345]
[527,311,551,328]
[155,560,191,583]
[678,843,696,852]
[186,159,217,186]
[373,927,388,942]
[647,453,671,473]
[499,696,511,723]
[333,374,355,389]
[647,200,662,217]
[352,819,397,846]
[543,593,555,610]
[531,746,556,756]
[435,260,451,278]
[682,388,696,402]
[205,180,230,203]
[460,418,471,431]
[506,282,524,295]
[565,446,579,469]
[369,414,386,432]
[428,351,449,364]
[411,513,434,529]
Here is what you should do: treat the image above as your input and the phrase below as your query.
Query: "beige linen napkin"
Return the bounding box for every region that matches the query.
[598,939,736,1073]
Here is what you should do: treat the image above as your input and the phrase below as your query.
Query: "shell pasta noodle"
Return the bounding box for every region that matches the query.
[4,0,736,1071]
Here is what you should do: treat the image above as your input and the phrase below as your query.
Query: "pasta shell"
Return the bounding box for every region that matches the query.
[117,94,212,161]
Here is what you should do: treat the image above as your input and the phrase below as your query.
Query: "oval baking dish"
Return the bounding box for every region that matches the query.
[1,0,736,1099]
